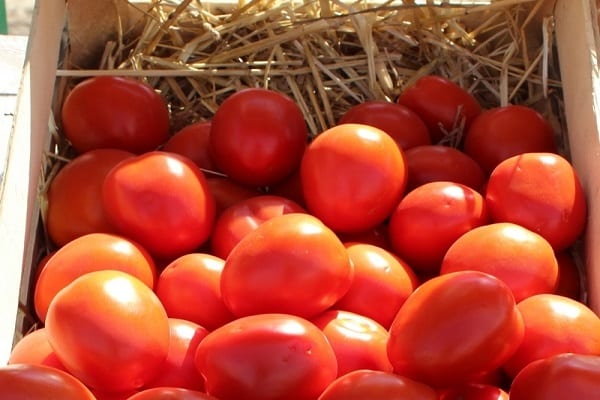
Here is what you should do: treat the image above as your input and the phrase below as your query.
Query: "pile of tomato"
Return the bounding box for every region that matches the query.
[3,73,600,400]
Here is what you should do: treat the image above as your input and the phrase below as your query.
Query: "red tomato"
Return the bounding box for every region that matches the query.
[464,105,557,174]
[440,222,559,302]
[337,224,391,250]
[311,310,393,376]
[206,176,260,216]
[45,270,171,392]
[317,369,438,400]
[162,120,219,172]
[0,364,96,399]
[334,243,418,329]
[155,253,234,331]
[8,328,66,371]
[338,100,431,150]
[194,313,338,400]
[485,152,587,251]
[46,148,134,246]
[221,213,354,319]
[439,383,509,400]
[502,294,600,378]
[268,169,306,207]
[34,232,157,322]
[404,145,486,192]
[387,271,524,388]
[388,181,488,274]
[301,123,407,233]
[92,388,138,400]
[397,75,481,143]
[510,353,600,400]
[555,251,582,300]
[127,388,219,399]
[209,88,308,186]
[102,151,216,260]
[61,76,170,154]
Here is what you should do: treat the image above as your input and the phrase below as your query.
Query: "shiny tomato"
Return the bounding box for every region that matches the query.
[502,293,600,378]
[440,222,559,302]
[34,232,157,322]
[439,383,509,400]
[317,369,438,400]
[45,270,171,392]
[127,388,219,399]
[206,176,260,216]
[221,213,353,319]
[555,251,582,300]
[102,151,216,260]
[388,181,488,274]
[61,76,170,154]
[397,75,481,143]
[8,328,66,371]
[209,88,308,186]
[387,271,524,388]
[155,253,234,331]
[46,148,134,246]
[464,105,557,174]
[162,120,219,173]
[485,152,587,251]
[194,313,338,400]
[338,100,431,150]
[337,224,391,250]
[0,364,96,399]
[301,123,407,233]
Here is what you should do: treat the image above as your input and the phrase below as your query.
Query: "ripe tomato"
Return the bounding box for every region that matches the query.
[440,222,559,302]
[317,369,438,400]
[194,313,338,400]
[337,224,391,250]
[210,195,305,259]
[8,328,66,372]
[463,105,557,174]
[509,353,600,400]
[155,253,234,331]
[45,270,171,392]
[388,181,488,274]
[61,76,170,154]
[397,75,481,143]
[221,213,353,319]
[301,123,407,233]
[268,169,306,208]
[0,364,96,399]
[555,251,582,300]
[439,383,509,400]
[206,176,260,216]
[102,151,216,260]
[162,120,219,173]
[46,148,134,246]
[334,243,418,329]
[338,100,431,150]
[127,388,219,399]
[34,232,157,322]
[502,293,600,378]
[209,88,308,186]
[485,152,587,251]
[387,271,524,388]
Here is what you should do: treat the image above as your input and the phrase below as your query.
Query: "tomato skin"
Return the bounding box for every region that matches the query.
[61,76,170,154]
[206,176,259,216]
[127,387,219,399]
[194,313,338,400]
[8,328,67,372]
[439,383,509,400]
[555,251,582,300]
[0,364,96,400]
[162,120,219,172]
[209,88,308,186]
[221,213,354,319]
[102,151,216,260]
[301,123,407,233]
[387,271,524,389]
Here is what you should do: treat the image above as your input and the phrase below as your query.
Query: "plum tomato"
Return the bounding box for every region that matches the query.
[8,328,66,372]
[162,120,219,173]
[439,383,509,400]
[126,388,219,399]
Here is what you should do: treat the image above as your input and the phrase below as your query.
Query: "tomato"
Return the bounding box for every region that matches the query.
[311,310,393,376]
[92,389,138,400]
[502,293,600,378]
[463,105,557,174]
[509,353,600,400]
[8,328,66,371]
[338,100,431,150]
[337,224,391,250]
[162,120,219,173]
[301,123,407,233]
[440,222,559,302]
[439,383,509,400]
[221,213,353,319]
[45,270,171,392]
[206,176,260,216]
[387,271,524,388]
[209,88,308,186]
[404,145,486,192]
[127,388,219,399]
[317,369,438,400]
[334,243,418,329]
[34,232,157,322]
[268,169,306,208]
[102,151,216,260]
[194,313,338,400]
[61,76,170,154]
[485,152,587,251]
[155,253,234,330]
[388,181,488,274]
[555,251,582,300]
[0,364,96,399]
[397,75,481,143]
[46,148,134,246]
